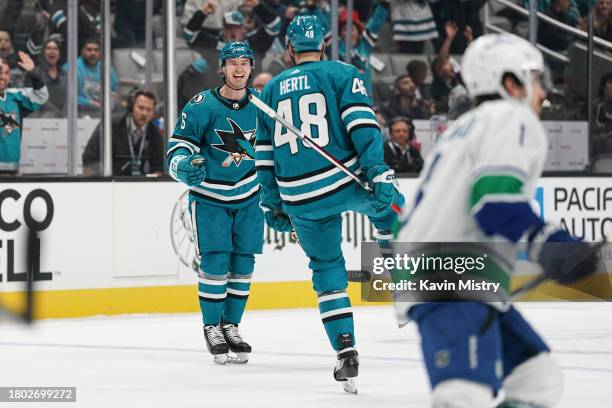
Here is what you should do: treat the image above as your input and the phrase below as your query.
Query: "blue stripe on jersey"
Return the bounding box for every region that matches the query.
[474,201,542,243]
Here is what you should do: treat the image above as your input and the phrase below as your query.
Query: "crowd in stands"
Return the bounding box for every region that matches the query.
[1,0,612,176]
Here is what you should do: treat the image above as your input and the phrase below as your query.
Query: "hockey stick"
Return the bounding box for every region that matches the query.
[249,94,402,215]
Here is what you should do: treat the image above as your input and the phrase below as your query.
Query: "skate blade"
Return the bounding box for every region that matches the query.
[341,378,357,394]
[226,352,249,364]
[212,354,228,365]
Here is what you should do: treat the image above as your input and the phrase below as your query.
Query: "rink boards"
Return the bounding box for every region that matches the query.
[0,178,610,318]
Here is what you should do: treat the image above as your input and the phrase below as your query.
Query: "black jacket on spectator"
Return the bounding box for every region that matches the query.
[82,114,164,175]
[537,7,573,52]
[27,60,67,117]
[383,141,424,174]
[381,95,430,121]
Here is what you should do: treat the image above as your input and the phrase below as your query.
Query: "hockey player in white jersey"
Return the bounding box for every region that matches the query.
[395,34,599,407]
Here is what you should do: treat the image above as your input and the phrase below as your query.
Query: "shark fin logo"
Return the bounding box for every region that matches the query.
[0,110,19,135]
[211,118,256,167]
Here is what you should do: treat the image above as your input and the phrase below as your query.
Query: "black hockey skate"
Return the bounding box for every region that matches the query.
[333,333,359,394]
[203,325,230,364]
[221,323,251,364]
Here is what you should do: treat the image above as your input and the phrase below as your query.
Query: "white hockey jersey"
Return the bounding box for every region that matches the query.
[394,99,548,301]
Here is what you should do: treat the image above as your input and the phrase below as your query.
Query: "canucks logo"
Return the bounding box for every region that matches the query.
[0,110,19,135]
[212,118,256,167]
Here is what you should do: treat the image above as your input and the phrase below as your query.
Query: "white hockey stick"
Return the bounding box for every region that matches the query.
[249,94,402,215]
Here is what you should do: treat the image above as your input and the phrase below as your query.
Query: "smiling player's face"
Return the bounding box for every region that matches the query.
[223,57,251,89]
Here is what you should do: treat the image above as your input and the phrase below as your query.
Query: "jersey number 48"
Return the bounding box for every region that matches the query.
[274,93,329,155]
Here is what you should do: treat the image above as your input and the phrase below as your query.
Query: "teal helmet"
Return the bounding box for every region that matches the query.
[218,41,255,69]
[218,41,255,90]
[286,15,325,53]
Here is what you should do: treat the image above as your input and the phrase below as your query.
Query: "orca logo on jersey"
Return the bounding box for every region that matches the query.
[190,93,205,105]
[212,118,256,167]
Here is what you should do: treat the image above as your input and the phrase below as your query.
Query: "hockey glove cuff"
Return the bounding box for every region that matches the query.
[170,154,206,187]
[366,165,399,210]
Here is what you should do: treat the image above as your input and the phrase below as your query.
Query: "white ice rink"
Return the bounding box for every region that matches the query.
[1,303,611,408]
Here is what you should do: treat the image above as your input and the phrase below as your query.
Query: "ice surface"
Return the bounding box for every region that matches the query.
[1,303,611,407]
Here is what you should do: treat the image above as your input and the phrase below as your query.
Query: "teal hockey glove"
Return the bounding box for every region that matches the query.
[264,208,293,232]
[366,165,398,210]
[170,154,206,187]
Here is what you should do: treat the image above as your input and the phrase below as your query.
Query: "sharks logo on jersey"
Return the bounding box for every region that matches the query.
[0,110,19,135]
[212,118,256,167]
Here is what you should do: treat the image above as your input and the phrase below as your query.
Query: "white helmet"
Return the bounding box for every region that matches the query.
[461,33,544,101]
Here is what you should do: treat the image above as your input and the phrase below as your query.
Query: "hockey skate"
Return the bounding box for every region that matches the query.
[221,323,252,364]
[333,334,359,394]
[203,325,230,364]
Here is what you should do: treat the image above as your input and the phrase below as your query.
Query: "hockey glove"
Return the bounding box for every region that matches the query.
[264,208,293,232]
[366,165,398,211]
[530,225,599,285]
[170,154,206,187]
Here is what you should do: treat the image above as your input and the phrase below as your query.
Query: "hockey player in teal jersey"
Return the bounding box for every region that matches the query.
[167,42,263,365]
[0,53,48,174]
[255,15,404,393]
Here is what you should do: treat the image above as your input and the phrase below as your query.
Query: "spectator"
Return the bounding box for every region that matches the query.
[381,74,430,120]
[267,48,294,76]
[253,72,272,90]
[63,38,119,116]
[113,0,163,48]
[431,21,463,112]
[82,90,164,176]
[431,0,485,54]
[336,0,390,95]
[406,59,430,101]
[0,30,28,88]
[182,4,280,74]
[383,116,423,173]
[0,54,49,175]
[593,72,612,155]
[447,75,471,120]
[0,0,23,39]
[177,57,209,111]
[183,0,242,32]
[47,0,102,57]
[28,39,66,117]
[537,0,579,53]
[390,0,439,53]
[593,0,612,41]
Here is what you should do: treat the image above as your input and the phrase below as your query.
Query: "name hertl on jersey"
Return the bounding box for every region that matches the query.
[255,60,384,218]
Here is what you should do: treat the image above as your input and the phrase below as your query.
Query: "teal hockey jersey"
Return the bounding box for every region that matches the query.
[167,87,260,209]
[255,60,385,219]
[0,86,49,171]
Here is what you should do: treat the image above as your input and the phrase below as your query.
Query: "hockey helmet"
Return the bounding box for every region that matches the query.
[286,15,325,53]
[461,33,544,100]
[218,41,255,69]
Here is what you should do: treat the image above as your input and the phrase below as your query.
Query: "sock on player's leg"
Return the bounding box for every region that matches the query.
[198,251,230,325]
[317,290,355,350]
[223,253,254,324]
